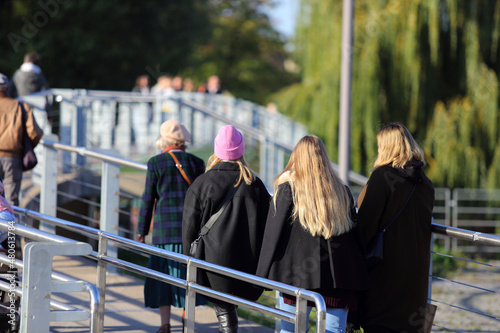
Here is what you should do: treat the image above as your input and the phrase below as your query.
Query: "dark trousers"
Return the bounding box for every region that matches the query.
[212,300,238,333]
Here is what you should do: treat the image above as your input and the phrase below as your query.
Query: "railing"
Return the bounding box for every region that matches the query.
[1,209,328,333]
[430,225,500,331]
[21,89,371,188]
[2,209,499,332]
[0,220,100,333]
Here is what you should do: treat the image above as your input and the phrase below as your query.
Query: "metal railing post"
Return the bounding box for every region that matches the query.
[295,294,308,333]
[451,188,459,252]
[39,140,58,233]
[100,160,120,270]
[20,242,93,333]
[96,233,108,333]
[184,259,197,333]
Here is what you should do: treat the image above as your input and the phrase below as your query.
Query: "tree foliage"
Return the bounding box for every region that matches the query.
[182,0,298,103]
[272,0,500,188]
[0,0,295,103]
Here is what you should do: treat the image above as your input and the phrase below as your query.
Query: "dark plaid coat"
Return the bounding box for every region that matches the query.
[137,149,205,245]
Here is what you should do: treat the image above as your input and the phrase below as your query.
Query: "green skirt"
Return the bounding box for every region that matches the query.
[144,243,206,308]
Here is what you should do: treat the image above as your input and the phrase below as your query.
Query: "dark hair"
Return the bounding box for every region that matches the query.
[24,54,40,64]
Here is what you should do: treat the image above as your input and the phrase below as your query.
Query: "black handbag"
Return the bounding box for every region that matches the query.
[189,184,240,258]
[365,184,417,268]
[20,104,38,172]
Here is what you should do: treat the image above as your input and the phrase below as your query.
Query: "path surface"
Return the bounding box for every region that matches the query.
[430,260,500,332]
[49,255,274,333]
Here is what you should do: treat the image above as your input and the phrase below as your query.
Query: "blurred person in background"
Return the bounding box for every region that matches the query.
[0,73,43,207]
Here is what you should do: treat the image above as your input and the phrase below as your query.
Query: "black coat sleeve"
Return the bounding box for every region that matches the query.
[256,183,292,279]
[182,187,202,255]
[357,168,391,248]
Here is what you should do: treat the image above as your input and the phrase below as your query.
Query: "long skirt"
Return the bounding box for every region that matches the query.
[144,243,206,308]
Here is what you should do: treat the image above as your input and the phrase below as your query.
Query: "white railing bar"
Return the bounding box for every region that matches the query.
[431,275,496,293]
[55,206,99,225]
[56,190,101,207]
[430,298,500,321]
[41,139,147,171]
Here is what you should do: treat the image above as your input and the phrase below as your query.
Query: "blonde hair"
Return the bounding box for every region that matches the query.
[274,135,354,238]
[155,137,187,150]
[206,154,255,187]
[373,123,425,169]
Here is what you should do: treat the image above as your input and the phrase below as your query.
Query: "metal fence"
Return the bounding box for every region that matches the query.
[8,138,498,332]
[1,208,499,332]
[0,213,327,333]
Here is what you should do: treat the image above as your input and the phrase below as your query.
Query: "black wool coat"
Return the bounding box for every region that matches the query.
[182,162,270,301]
[357,162,434,333]
[256,183,370,303]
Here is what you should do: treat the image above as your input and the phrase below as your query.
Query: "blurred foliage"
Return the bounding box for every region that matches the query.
[0,0,296,104]
[432,245,465,278]
[272,0,500,188]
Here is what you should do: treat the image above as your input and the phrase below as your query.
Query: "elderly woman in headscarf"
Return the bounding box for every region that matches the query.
[137,120,205,333]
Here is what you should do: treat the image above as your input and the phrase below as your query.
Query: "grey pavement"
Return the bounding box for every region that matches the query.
[49,255,274,333]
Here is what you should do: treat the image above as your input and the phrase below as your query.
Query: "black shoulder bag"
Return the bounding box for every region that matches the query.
[20,104,38,171]
[365,183,417,268]
[189,184,240,258]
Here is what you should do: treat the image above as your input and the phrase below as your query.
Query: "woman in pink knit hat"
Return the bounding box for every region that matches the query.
[182,125,270,333]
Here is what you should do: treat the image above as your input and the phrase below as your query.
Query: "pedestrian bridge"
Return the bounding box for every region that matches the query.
[0,89,499,332]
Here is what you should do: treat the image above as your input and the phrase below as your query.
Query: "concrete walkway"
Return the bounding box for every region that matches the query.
[49,255,274,333]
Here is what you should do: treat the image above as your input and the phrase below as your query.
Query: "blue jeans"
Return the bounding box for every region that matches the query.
[0,210,15,243]
[279,295,348,333]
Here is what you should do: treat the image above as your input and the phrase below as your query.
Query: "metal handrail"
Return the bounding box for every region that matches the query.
[431,223,500,246]
[5,207,328,332]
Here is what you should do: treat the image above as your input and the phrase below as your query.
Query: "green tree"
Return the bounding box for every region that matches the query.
[183,0,298,104]
[272,0,500,188]
[1,0,212,90]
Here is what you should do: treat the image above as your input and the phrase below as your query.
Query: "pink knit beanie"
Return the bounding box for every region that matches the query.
[214,125,245,160]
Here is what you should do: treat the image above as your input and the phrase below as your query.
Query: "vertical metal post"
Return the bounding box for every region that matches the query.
[338,0,355,184]
[40,141,58,233]
[72,90,86,167]
[96,233,108,333]
[451,189,458,252]
[444,188,451,251]
[100,161,120,271]
[274,291,281,333]
[259,138,269,188]
[295,294,308,333]
[184,259,197,333]
[21,242,92,333]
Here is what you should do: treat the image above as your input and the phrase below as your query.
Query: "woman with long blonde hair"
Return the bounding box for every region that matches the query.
[183,125,270,333]
[257,135,369,333]
[357,123,434,333]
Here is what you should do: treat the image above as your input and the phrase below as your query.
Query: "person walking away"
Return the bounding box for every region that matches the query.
[0,73,43,207]
[256,135,370,333]
[11,54,54,129]
[357,123,435,333]
[11,53,50,97]
[136,120,205,333]
[183,125,270,333]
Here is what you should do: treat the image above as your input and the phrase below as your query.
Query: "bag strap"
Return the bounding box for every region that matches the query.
[167,150,192,186]
[20,102,28,136]
[381,183,417,233]
[199,183,240,237]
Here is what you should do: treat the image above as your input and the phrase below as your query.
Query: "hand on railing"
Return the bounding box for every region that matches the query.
[136,234,145,243]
